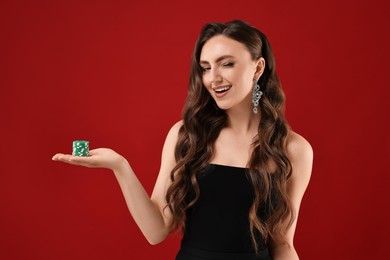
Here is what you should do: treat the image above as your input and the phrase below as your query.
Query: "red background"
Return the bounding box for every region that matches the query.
[1,0,389,259]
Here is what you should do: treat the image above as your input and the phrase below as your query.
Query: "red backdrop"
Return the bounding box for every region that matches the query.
[1,0,389,259]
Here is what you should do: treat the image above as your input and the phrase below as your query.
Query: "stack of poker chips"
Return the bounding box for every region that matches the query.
[72,140,89,157]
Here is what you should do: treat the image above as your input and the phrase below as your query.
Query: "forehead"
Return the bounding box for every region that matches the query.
[200,35,251,62]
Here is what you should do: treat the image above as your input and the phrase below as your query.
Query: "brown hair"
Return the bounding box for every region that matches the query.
[166,20,294,252]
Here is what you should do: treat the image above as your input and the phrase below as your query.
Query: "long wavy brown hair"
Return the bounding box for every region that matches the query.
[165,20,294,252]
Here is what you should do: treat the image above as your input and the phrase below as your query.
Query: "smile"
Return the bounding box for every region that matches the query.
[213,85,231,94]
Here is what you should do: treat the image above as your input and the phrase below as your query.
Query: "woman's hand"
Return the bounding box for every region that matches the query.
[52,148,127,171]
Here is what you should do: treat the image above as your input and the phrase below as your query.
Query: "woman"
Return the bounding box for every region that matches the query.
[53,20,313,260]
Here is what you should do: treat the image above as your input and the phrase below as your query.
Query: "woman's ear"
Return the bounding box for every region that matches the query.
[254,57,266,79]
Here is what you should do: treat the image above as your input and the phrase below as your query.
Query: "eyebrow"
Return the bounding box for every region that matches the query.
[200,55,235,65]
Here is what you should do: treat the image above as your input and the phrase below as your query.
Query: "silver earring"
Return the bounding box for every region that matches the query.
[252,83,263,114]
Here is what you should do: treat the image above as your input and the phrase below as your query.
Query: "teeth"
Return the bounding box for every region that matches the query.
[214,86,231,93]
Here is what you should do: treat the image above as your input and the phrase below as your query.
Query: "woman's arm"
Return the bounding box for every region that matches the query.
[269,131,313,260]
[52,121,183,245]
[115,120,182,244]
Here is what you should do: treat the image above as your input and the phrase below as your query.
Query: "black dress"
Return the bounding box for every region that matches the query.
[176,164,272,260]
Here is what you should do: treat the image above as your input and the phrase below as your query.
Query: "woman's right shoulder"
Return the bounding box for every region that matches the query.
[163,120,183,148]
[166,120,183,139]
[171,120,183,132]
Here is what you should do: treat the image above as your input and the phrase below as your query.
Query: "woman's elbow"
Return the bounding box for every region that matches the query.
[147,237,164,245]
[145,230,170,245]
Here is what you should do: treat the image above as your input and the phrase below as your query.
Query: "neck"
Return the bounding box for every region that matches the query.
[225,105,261,135]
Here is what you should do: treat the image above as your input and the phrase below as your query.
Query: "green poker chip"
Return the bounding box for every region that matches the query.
[72,140,89,157]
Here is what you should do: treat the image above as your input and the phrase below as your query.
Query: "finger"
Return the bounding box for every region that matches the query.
[68,156,102,168]
[88,149,98,156]
[52,154,60,160]
[52,153,68,161]
[68,155,93,163]
[53,154,91,165]
[67,158,96,167]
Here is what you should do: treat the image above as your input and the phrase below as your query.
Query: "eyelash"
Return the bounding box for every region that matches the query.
[223,62,234,67]
[201,62,234,72]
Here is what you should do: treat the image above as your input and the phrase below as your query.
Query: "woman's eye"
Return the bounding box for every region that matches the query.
[202,67,211,72]
[223,62,234,67]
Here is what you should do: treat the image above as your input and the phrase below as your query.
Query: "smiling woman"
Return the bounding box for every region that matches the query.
[199,35,265,111]
[53,20,313,260]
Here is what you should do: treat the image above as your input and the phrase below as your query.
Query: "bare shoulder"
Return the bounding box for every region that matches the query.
[166,120,183,139]
[286,131,313,160]
[160,120,183,165]
[172,120,184,132]
[286,130,313,182]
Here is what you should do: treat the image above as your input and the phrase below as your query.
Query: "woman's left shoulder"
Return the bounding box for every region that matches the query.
[285,130,313,180]
[286,131,313,157]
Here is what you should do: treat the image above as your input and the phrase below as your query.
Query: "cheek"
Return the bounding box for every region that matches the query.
[228,73,246,88]
[238,68,255,87]
[202,74,211,89]
[228,67,248,83]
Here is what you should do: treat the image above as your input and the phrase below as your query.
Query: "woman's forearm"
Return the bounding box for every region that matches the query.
[113,158,169,245]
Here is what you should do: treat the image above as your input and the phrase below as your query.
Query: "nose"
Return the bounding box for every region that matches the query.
[205,68,222,86]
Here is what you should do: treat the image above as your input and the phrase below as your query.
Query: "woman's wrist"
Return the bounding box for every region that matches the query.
[112,156,131,176]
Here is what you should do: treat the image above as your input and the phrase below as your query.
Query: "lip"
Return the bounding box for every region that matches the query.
[212,85,231,98]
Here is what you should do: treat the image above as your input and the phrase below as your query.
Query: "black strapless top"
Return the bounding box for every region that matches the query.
[180,164,270,256]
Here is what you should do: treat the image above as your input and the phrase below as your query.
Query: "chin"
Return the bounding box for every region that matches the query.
[214,102,228,110]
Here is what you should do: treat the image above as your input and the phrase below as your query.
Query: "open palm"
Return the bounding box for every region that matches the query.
[52,148,125,171]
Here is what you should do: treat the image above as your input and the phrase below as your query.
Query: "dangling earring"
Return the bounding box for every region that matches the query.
[252,81,263,114]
